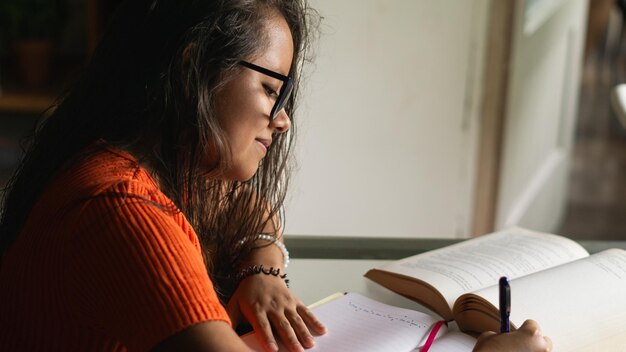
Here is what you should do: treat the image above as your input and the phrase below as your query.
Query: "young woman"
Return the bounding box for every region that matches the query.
[0,0,551,351]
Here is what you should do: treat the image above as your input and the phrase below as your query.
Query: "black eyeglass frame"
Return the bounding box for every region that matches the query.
[239,60,294,120]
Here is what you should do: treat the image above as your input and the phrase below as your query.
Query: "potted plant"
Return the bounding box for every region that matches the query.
[0,0,67,88]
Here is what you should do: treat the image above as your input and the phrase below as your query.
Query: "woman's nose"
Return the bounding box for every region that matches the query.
[271,109,291,133]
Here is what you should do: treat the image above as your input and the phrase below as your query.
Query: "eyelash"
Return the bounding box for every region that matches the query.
[263,84,279,98]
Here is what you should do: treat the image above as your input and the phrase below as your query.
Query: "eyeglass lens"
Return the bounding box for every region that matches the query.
[238,61,293,120]
[271,79,294,120]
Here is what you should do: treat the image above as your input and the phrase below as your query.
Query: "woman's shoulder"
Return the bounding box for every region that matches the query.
[36,141,169,220]
[29,142,190,244]
[56,142,159,197]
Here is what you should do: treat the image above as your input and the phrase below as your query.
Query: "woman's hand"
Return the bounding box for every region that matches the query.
[473,320,552,352]
[226,201,326,351]
[227,272,327,352]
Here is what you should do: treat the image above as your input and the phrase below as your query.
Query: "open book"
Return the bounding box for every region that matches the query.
[364,227,626,351]
[242,292,476,351]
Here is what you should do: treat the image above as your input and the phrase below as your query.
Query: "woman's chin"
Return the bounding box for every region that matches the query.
[221,165,259,182]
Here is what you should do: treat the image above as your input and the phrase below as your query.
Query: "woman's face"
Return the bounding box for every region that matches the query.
[211,12,294,181]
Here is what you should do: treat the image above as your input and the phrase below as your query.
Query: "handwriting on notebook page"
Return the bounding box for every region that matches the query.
[346,299,430,328]
[308,292,441,351]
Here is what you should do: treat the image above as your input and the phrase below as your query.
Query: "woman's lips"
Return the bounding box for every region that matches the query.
[256,138,271,154]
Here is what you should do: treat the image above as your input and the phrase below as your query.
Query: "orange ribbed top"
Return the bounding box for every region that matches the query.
[0,144,231,351]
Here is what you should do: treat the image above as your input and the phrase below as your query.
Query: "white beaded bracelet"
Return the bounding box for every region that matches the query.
[254,233,290,269]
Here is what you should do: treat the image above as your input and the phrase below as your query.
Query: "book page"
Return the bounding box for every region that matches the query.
[374,228,589,310]
[418,331,476,352]
[243,292,451,351]
[461,249,626,351]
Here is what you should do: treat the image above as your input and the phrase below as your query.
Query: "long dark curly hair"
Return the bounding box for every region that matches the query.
[0,0,317,301]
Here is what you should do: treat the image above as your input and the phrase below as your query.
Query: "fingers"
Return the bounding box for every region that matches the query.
[477,330,496,341]
[474,320,553,352]
[544,335,553,351]
[297,305,327,335]
[287,311,314,348]
[250,308,280,352]
[270,313,306,352]
[234,275,325,351]
[518,319,541,333]
[250,301,316,352]
[267,301,319,351]
[518,320,553,352]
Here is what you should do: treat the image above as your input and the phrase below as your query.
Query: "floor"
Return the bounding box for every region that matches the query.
[558,37,626,241]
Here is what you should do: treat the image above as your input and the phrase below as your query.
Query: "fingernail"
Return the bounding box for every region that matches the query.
[288,343,304,352]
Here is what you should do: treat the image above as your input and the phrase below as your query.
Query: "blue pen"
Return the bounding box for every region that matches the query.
[499,276,510,333]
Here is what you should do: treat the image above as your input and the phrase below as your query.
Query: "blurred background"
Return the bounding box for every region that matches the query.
[0,0,122,191]
[0,0,625,240]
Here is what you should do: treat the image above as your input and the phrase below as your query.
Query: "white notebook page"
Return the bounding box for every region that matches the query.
[244,292,470,351]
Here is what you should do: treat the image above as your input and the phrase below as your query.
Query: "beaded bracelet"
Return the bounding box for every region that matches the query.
[253,233,290,269]
[234,264,290,288]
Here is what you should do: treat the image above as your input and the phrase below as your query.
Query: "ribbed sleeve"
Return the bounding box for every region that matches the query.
[67,180,230,351]
[0,145,230,351]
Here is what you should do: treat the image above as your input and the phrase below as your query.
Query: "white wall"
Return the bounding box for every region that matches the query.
[285,0,489,238]
[495,0,588,232]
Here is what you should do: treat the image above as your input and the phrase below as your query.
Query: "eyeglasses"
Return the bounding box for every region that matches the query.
[239,60,294,120]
